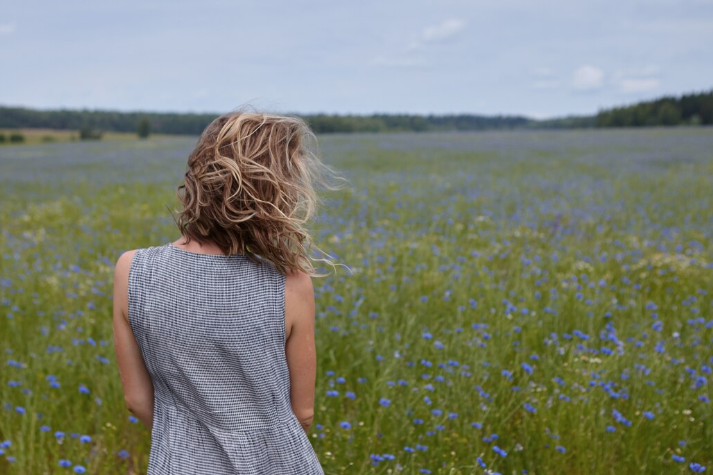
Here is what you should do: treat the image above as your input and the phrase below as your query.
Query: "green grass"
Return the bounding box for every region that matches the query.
[0,128,712,474]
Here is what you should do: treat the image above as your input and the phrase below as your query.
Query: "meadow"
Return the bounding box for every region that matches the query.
[0,127,712,474]
[0,129,150,146]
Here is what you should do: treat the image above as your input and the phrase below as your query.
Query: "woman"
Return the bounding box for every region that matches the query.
[112,111,344,474]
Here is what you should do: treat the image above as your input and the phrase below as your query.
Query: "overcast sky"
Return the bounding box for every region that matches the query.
[1,0,711,119]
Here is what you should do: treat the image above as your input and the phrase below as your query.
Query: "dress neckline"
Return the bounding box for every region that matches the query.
[166,242,247,258]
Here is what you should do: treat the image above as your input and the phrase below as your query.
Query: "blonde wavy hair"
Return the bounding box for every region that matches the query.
[173,109,347,277]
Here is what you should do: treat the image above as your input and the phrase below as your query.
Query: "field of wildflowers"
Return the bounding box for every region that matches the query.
[1,128,712,474]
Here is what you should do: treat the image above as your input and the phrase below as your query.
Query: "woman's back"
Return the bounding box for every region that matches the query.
[127,242,324,474]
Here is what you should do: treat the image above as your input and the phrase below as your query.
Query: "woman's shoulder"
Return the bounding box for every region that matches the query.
[284,269,314,313]
[114,245,167,279]
[114,249,139,278]
[285,269,313,292]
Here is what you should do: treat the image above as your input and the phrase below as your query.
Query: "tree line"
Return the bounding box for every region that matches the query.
[0,88,710,136]
[595,89,713,127]
[0,107,532,135]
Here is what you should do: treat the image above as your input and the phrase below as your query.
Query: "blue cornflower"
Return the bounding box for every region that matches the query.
[612,409,632,426]
[73,466,86,474]
[59,459,72,467]
[643,411,655,420]
[521,362,534,374]
[79,435,91,443]
[523,402,537,413]
[78,385,90,394]
[117,449,130,459]
[689,463,706,473]
[339,421,351,429]
[555,446,566,453]
[128,415,139,423]
[672,455,685,463]
[404,446,415,453]
[477,456,486,468]
[379,397,391,407]
[493,445,507,457]
[326,390,339,397]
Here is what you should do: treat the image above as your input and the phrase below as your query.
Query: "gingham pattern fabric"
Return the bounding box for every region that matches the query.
[127,243,324,475]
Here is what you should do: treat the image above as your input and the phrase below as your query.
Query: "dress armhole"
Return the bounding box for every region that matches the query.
[280,272,287,347]
[127,249,144,335]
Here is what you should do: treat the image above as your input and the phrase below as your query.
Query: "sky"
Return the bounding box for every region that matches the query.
[1,0,712,119]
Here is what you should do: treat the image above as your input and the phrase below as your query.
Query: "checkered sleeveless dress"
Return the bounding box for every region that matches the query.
[127,243,324,474]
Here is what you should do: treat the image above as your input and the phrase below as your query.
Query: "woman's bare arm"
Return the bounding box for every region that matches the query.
[112,250,154,429]
[284,270,317,435]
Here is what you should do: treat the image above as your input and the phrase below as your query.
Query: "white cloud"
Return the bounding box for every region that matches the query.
[0,23,15,35]
[572,65,604,91]
[381,19,465,67]
[610,64,661,93]
[611,64,661,94]
[422,19,466,42]
[618,78,660,93]
[619,64,660,77]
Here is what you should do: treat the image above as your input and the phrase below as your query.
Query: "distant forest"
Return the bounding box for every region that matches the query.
[595,89,712,127]
[0,107,532,135]
[0,89,710,135]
